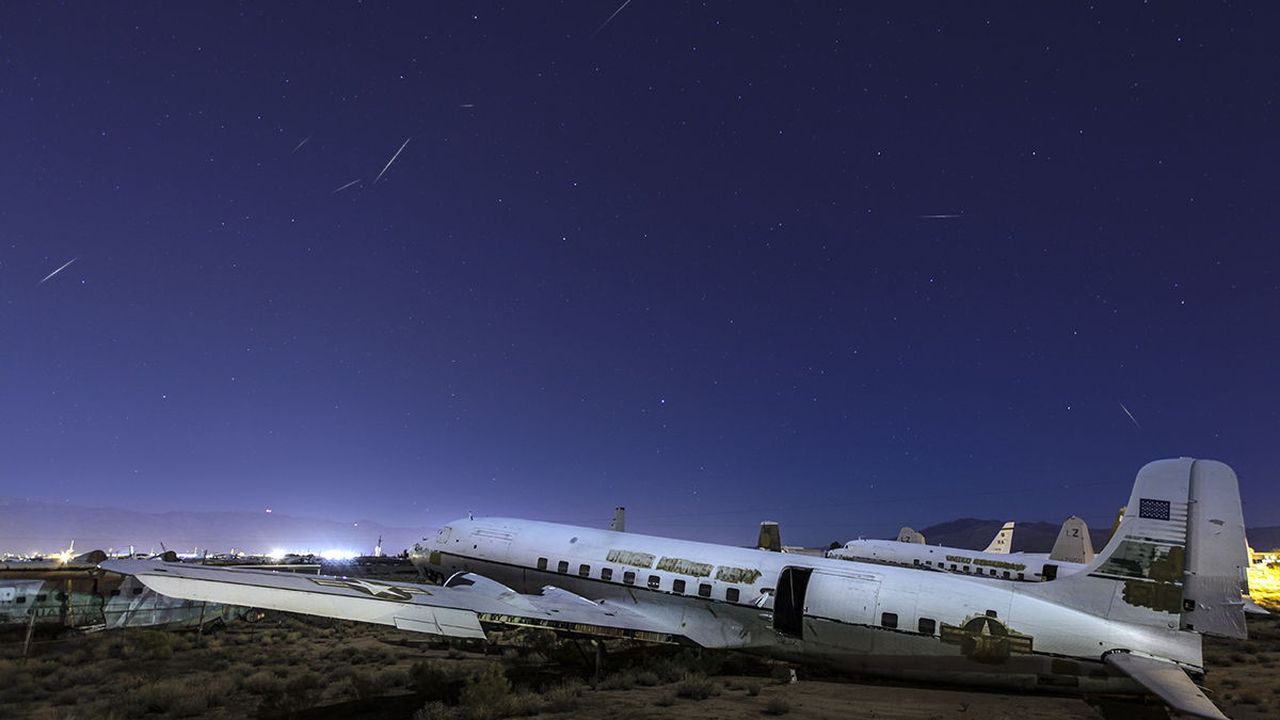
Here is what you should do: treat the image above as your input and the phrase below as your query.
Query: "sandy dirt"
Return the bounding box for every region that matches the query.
[2,610,1277,719]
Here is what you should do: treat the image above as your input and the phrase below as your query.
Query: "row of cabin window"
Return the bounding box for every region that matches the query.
[913,559,1025,581]
[881,608,997,635]
[535,557,743,603]
[880,612,936,635]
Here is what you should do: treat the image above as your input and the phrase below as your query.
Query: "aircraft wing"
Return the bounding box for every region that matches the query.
[100,560,688,645]
[1103,652,1228,720]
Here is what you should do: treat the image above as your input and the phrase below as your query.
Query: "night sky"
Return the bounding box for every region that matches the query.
[3,3,1278,548]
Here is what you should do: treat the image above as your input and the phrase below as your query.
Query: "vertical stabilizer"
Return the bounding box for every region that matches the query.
[609,507,626,533]
[1049,516,1095,564]
[758,522,782,552]
[983,522,1015,554]
[1027,458,1247,639]
[1181,460,1248,638]
[896,527,926,544]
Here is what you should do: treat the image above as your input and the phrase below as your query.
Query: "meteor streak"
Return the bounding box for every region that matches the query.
[38,257,78,285]
[1119,402,1142,429]
[592,0,633,38]
[331,178,362,194]
[374,137,412,184]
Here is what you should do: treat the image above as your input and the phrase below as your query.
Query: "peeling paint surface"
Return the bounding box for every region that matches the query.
[715,566,762,584]
[606,549,655,568]
[657,557,713,577]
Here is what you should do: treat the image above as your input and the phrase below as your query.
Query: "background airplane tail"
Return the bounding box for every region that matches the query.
[983,521,1015,554]
[758,522,782,552]
[896,526,926,544]
[1029,458,1248,639]
[1048,516,1094,564]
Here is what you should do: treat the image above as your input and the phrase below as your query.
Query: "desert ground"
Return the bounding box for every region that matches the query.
[3,611,1279,720]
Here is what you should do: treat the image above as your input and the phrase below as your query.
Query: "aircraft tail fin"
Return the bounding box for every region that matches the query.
[983,522,1015,554]
[1028,458,1248,639]
[758,522,782,552]
[1048,516,1095,564]
[896,527,926,544]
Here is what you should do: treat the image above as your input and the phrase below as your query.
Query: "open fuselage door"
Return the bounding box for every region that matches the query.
[773,567,881,642]
[774,567,812,637]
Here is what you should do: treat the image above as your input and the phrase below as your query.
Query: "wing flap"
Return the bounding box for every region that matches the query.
[1104,652,1228,720]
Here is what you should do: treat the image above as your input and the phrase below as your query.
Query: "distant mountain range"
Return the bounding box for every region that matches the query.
[0,499,425,556]
[911,517,1280,554]
[910,518,1111,553]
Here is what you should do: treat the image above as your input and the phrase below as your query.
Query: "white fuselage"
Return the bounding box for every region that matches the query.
[412,517,1201,694]
[828,539,1087,582]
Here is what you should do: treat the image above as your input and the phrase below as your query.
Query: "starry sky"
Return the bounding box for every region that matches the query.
[2,3,1278,548]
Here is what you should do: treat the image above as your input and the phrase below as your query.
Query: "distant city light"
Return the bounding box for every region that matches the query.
[320,549,358,561]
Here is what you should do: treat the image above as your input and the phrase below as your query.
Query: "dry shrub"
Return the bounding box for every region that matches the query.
[410,659,462,702]
[599,670,637,690]
[243,669,283,695]
[634,670,661,687]
[349,667,404,700]
[457,665,511,719]
[541,680,583,712]
[764,696,792,715]
[124,678,209,717]
[414,701,455,720]
[504,690,544,717]
[675,673,720,700]
[746,680,763,696]
[654,690,677,707]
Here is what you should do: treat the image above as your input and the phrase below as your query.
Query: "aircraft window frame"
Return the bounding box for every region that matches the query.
[647,575,660,590]
[912,559,920,566]
[881,612,898,629]
[623,570,636,585]
[962,565,969,573]
[918,617,936,635]
[537,557,548,571]
[600,568,613,581]
[986,609,998,618]
[557,560,569,574]
[1002,571,1011,579]
[726,587,740,603]
[578,564,591,577]
[1016,572,1025,581]
[15,596,25,604]
[672,579,686,594]
[698,583,712,598]
[950,563,957,570]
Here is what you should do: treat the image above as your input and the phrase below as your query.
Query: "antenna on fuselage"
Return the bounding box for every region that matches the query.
[468,510,474,520]
[610,507,626,532]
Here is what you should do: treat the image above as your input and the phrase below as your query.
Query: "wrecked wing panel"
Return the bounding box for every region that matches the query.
[99,561,690,645]
[1104,652,1228,720]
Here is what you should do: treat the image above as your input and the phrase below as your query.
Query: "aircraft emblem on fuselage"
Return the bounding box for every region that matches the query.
[940,614,1033,664]
[309,578,432,601]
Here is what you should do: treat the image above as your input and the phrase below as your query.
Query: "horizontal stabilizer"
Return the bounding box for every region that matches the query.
[1104,652,1227,720]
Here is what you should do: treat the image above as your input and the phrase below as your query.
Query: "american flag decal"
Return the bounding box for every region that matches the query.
[1138,498,1171,521]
